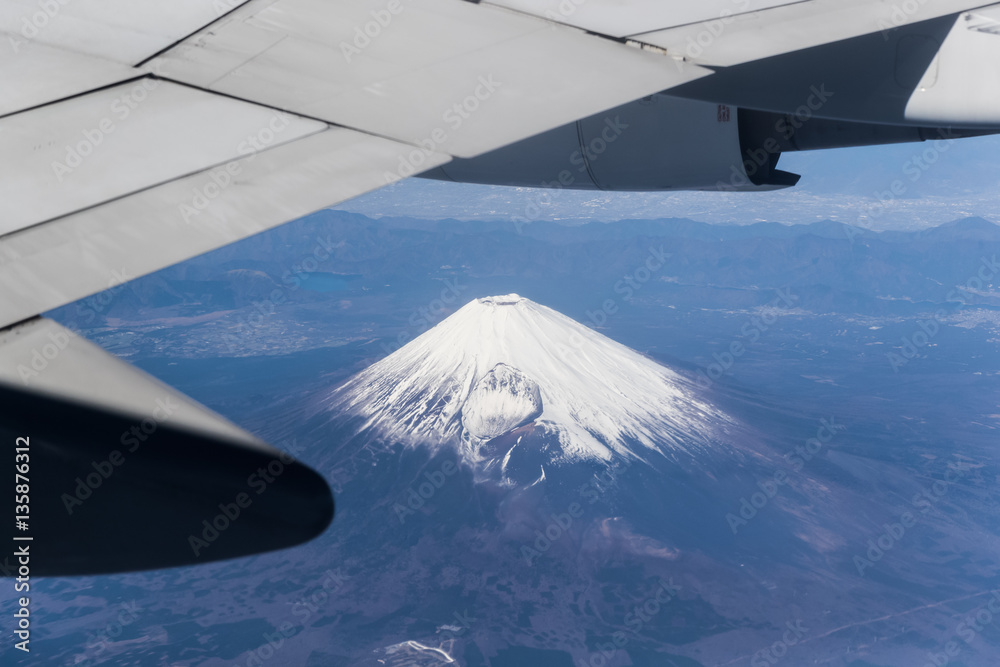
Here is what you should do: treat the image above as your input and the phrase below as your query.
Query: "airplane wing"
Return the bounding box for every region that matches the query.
[0,0,712,329]
[1,0,996,575]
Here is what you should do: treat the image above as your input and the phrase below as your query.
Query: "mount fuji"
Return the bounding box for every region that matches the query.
[319,295,739,474]
[284,294,987,666]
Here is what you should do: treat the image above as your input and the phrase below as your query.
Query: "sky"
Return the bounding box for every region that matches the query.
[339,133,1000,231]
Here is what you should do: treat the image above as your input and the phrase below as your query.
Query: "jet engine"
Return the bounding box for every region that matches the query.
[420,95,798,192]
[420,94,988,193]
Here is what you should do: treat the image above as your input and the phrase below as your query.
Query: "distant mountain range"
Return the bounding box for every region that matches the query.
[339,148,1000,229]
[54,212,1000,333]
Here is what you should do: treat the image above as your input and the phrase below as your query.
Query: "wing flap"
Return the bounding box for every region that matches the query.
[0,0,253,65]
[0,124,448,328]
[0,78,326,235]
[0,0,714,329]
[151,0,711,158]
[0,40,138,116]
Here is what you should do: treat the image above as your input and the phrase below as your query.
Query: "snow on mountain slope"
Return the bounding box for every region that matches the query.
[323,295,734,463]
[461,363,543,440]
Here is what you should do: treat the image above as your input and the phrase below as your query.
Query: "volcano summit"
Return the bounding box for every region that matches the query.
[297,292,975,667]
[322,295,734,466]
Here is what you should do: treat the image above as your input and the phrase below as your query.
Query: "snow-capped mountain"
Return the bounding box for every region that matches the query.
[321,295,734,465]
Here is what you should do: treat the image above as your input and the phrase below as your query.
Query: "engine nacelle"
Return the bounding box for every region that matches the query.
[419,95,800,192]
